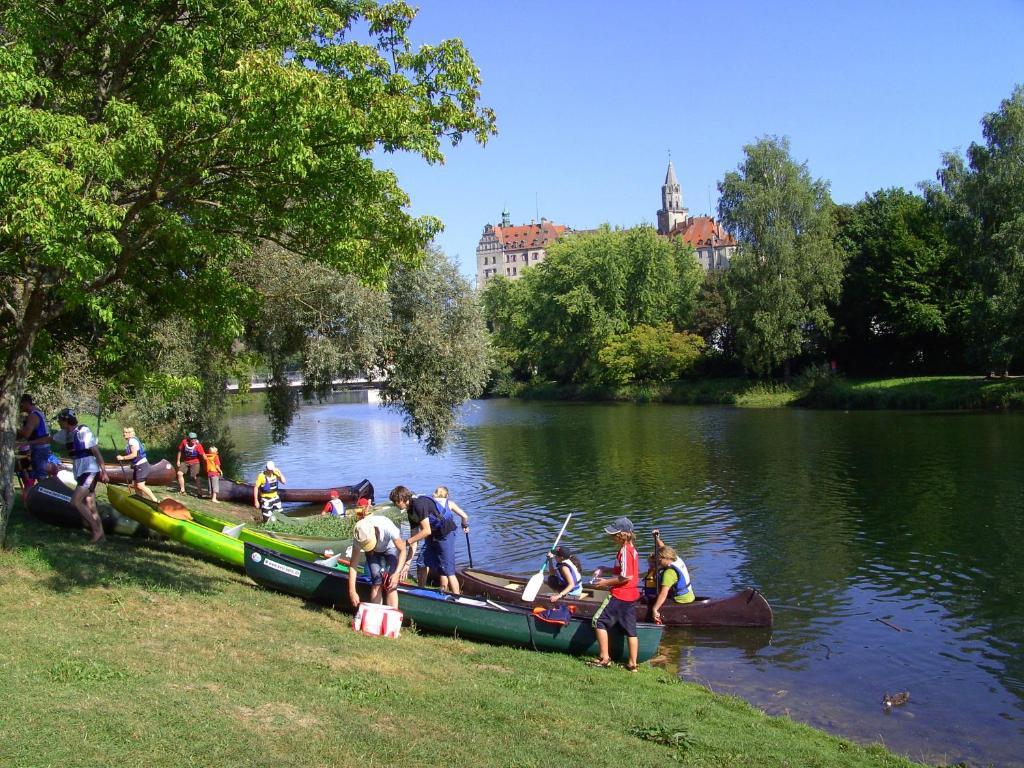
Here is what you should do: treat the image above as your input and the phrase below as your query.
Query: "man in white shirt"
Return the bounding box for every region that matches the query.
[348,515,407,610]
[52,408,109,544]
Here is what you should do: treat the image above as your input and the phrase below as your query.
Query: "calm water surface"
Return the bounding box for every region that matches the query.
[228,396,1024,768]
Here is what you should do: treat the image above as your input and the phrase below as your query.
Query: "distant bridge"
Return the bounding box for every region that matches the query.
[226,375,381,401]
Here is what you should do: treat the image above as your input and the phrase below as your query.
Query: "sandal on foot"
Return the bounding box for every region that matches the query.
[586,658,613,668]
[624,663,639,673]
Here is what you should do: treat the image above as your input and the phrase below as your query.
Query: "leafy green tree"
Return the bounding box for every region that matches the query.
[597,323,704,385]
[718,136,845,377]
[480,275,534,382]
[932,85,1024,373]
[0,0,495,544]
[240,245,388,442]
[382,248,489,453]
[484,226,701,384]
[832,189,964,374]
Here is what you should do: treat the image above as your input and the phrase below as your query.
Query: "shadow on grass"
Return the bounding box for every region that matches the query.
[7,508,237,597]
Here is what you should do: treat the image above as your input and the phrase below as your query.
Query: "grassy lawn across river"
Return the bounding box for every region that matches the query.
[0,488,923,768]
[516,375,1024,411]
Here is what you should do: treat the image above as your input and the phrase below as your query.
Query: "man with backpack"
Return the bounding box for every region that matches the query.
[388,484,469,591]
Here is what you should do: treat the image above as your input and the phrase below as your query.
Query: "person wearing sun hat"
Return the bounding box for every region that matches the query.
[587,516,641,671]
[348,513,407,610]
[252,460,286,522]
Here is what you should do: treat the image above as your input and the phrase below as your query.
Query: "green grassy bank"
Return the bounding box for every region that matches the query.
[0,492,921,768]
[516,375,1024,411]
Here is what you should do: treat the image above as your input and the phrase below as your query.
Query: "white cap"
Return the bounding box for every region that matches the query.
[265,460,275,471]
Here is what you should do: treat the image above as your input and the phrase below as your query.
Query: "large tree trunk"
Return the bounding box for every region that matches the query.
[0,286,48,548]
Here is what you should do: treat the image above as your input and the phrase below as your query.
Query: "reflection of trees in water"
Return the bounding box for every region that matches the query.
[715,410,1024,701]
[462,401,716,534]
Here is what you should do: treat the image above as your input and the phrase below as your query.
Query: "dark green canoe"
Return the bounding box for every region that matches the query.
[244,542,664,662]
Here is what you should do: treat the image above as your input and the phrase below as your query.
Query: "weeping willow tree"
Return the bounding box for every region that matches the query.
[243,245,488,450]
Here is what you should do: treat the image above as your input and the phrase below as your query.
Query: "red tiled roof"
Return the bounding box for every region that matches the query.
[495,222,567,249]
[669,216,736,247]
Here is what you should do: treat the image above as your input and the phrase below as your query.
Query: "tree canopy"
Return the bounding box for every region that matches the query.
[934,85,1024,372]
[718,136,845,377]
[832,188,963,374]
[481,226,702,386]
[0,0,496,544]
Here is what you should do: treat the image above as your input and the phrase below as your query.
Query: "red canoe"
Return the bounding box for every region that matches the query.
[458,567,773,628]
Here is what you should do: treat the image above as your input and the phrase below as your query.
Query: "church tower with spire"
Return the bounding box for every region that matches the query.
[656,159,688,235]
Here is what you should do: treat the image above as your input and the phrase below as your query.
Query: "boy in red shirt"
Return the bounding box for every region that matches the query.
[588,516,640,671]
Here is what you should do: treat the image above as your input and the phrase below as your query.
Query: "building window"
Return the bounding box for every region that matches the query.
[512,267,517,275]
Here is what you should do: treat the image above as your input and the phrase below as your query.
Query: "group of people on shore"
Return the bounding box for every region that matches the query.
[345,490,694,671]
[15,394,695,670]
[15,395,109,543]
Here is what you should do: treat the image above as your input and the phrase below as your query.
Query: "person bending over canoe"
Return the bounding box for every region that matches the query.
[426,486,470,594]
[253,461,286,522]
[52,408,109,544]
[588,516,640,672]
[546,544,584,602]
[647,529,695,625]
[388,485,440,586]
[175,432,206,496]
[115,426,158,502]
[349,515,407,610]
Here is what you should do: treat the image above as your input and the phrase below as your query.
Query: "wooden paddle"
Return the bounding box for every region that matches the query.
[652,529,663,624]
[521,513,572,602]
[465,530,474,568]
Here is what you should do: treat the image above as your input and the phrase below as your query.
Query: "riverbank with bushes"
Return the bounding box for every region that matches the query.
[512,375,1024,412]
[2,490,921,768]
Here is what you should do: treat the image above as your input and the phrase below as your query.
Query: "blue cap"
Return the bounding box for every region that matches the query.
[604,516,634,535]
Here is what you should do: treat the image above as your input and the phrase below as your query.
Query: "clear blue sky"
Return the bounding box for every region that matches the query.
[378,0,1024,281]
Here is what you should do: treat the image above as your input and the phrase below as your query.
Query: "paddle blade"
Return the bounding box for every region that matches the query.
[521,570,545,602]
[221,523,245,539]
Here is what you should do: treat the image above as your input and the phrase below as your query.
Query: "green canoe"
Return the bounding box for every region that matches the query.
[108,486,245,568]
[243,542,664,662]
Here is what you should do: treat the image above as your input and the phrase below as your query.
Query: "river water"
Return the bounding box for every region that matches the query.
[228,395,1024,767]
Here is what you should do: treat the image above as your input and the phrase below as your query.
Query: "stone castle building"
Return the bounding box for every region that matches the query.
[476,208,568,286]
[475,161,735,287]
[656,160,736,271]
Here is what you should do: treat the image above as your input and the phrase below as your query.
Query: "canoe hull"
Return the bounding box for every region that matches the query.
[244,543,663,661]
[24,475,144,537]
[458,568,773,628]
[60,459,178,487]
[216,477,374,505]
[107,486,245,568]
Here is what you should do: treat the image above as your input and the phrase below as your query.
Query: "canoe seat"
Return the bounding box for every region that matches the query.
[504,583,521,590]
